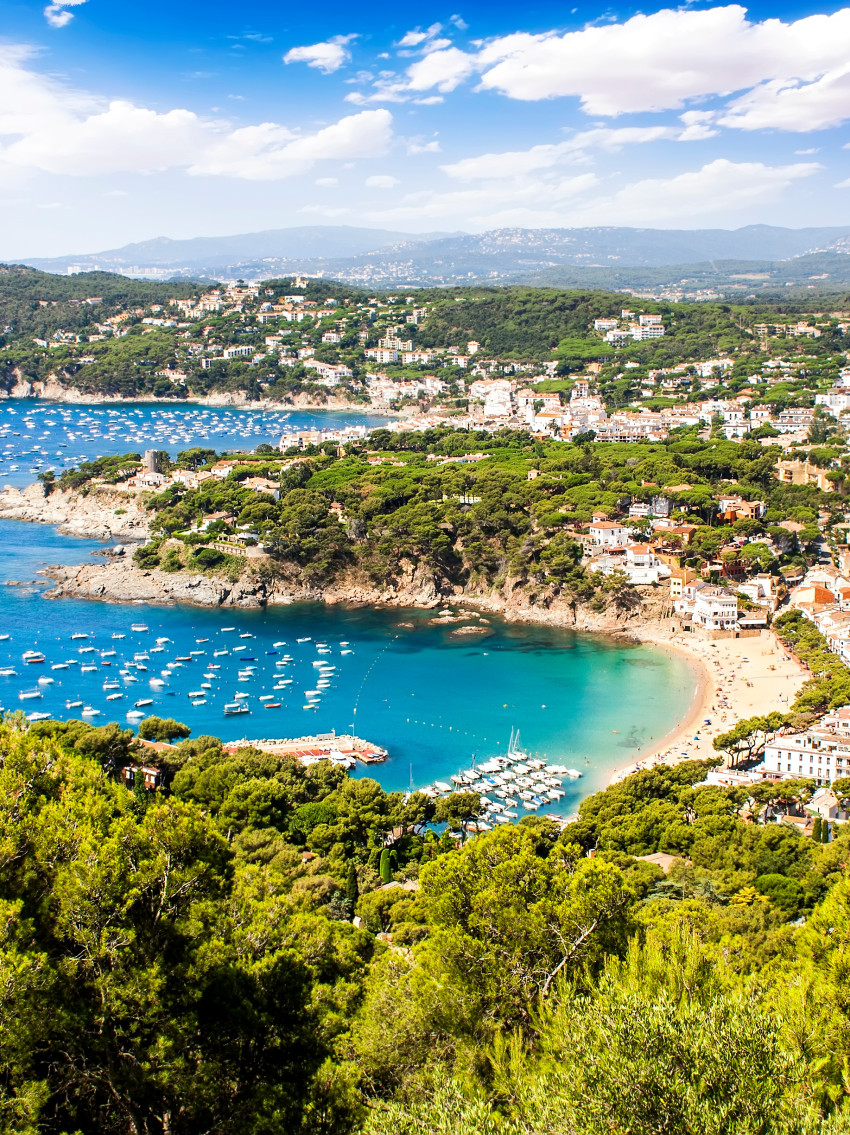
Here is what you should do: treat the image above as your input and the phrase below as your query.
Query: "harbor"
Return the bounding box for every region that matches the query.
[417,731,581,830]
[222,732,388,767]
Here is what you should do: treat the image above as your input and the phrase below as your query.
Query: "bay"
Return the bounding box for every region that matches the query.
[0,401,699,811]
[0,399,389,488]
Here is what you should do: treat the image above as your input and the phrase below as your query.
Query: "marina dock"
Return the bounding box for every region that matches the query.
[222,732,388,768]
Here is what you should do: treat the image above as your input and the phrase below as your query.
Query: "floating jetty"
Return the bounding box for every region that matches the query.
[417,730,581,828]
[222,732,388,769]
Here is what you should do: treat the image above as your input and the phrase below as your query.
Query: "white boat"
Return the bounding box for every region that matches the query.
[221,627,235,633]
[187,690,205,698]
[112,634,125,640]
[259,694,275,701]
[18,689,42,700]
[0,669,16,677]
[273,641,286,647]
[26,712,51,722]
[130,624,148,632]
[51,663,68,670]
[66,700,83,708]
[126,711,144,720]
[135,698,153,707]
[224,702,249,715]
[106,693,123,701]
[0,634,9,641]
[191,699,207,706]
[71,633,88,640]
[564,769,583,779]
[156,637,170,644]
[81,707,100,717]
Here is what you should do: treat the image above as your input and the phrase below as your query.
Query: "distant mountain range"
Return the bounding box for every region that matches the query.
[22,223,850,296]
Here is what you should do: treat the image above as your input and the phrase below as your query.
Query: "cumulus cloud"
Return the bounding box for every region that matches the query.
[397,24,443,48]
[364,155,819,230]
[349,4,850,132]
[407,138,441,154]
[718,65,850,131]
[44,0,86,28]
[363,172,598,228]
[0,47,394,181]
[570,158,821,225]
[283,34,357,74]
[365,174,400,188]
[441,127,681,181]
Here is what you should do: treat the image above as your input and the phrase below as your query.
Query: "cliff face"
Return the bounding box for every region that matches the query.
[0,482,151,541]
[0,376,393,415]
[43,554,667,636]
[4,481,666,634]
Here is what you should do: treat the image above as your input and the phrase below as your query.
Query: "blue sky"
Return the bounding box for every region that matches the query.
[1,0,850,255]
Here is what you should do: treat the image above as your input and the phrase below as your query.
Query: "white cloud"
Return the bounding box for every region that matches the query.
[44,0,86,28]
[570,158,821,225]
[349,4,850,132]
[407,138,441,154]
[364,172,598,227]
[397,24,443,48]
[0,48,394,181]
[441,127,679,181]
[365,174,400,188]
[406,46,478,93]
[190,110,394,179]
[283,35,357,74]
[366,155,819,230]
[719,65,850,131]
[315,176,339,187]
[474,7,850,113]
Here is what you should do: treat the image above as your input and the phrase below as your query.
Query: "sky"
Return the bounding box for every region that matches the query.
[2,0,850,256]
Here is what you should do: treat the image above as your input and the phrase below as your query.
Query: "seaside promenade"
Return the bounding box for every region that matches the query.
[610,629,806,783]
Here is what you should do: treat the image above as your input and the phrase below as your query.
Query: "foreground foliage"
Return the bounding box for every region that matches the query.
[3,717,850,1132]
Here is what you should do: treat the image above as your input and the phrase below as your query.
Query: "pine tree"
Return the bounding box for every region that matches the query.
[345,862,359,908]
[812,816,822,842]
[131,766,149,818]
[379,848,392,884]
[822,819,831,843]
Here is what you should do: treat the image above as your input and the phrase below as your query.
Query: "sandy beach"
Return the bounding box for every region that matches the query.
[609,628,807,784]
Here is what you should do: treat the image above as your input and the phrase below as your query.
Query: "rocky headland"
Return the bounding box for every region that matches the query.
[0,373,399,416]
[0,481,151,541]
[2,479,669,637]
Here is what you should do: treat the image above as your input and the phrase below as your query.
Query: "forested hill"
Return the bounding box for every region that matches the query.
[4,712,850,1134]
[0,265,204,340]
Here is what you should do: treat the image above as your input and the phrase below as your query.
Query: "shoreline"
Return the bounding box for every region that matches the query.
[606,628,807,784]
[0,483,809,788]
[0,387,403,417]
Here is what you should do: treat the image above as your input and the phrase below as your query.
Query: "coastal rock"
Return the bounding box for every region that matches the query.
[0,483,151,542]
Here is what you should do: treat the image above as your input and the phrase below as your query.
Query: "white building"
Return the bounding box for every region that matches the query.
[691,585,738,631]
[763,728,850,786]
[588,520,630,548]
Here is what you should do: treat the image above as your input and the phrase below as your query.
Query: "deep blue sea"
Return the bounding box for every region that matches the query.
[0,401,698,810]
[0,400,390,489]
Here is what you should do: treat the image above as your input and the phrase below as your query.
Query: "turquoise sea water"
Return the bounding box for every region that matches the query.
[0,402,698,810]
